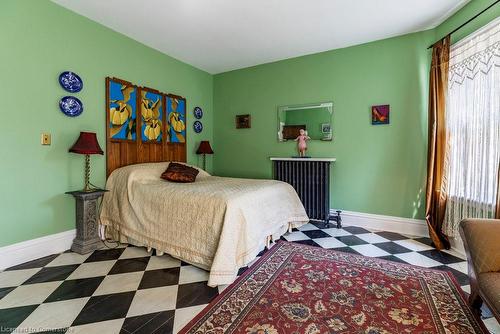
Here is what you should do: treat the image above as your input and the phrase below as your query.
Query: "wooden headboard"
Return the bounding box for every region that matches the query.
[105,77,187,177]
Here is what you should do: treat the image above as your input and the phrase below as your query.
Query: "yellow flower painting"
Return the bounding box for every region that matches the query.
[167,96,186,143]
[140,90,162,142]
[108,79,137,140]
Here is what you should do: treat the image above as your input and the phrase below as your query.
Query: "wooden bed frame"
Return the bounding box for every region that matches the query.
[103,77,293,256]
[105,77,187,177]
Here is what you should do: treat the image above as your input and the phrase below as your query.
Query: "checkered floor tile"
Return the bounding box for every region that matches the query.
[0,222,498,334]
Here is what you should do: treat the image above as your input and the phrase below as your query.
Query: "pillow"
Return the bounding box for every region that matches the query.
[161,162,199,183]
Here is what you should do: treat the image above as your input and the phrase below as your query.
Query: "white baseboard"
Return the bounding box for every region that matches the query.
[330,209,428,237]
[330,209,465,256]
[0,210,466,271]
[0,229,75,270]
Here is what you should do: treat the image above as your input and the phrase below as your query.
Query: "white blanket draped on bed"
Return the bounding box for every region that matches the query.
[100,162,308,286]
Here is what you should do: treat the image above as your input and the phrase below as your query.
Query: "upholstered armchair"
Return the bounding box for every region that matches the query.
[459,219,500,321]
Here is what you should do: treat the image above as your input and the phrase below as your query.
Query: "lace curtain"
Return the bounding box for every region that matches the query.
[443,17,500,237]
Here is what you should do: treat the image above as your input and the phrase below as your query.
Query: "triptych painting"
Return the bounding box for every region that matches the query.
[106,77,186,143]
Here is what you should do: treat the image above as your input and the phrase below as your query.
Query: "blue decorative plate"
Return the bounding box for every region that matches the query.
[59,96,83,117]
[193,121,203,133]
[193,106,203,119]
[59,71,83,93]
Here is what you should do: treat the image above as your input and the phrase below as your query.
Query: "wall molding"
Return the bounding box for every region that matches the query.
[331,209,465,256]
[0,209,466,270]
[0,229,75,270]
[330,209,428,237]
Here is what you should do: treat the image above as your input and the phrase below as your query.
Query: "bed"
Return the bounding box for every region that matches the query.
[100,162,309,286]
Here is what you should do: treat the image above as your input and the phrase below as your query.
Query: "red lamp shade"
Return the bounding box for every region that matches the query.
[196,141,214,155]
[69,132,103,155]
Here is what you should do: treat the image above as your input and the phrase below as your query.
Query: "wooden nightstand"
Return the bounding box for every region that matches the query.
[66,189,107,254]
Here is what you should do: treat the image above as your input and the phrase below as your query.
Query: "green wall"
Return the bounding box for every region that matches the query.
[0,0,213,247]
[1,0,499,247]
[212,0,500,220]
[435,0,500,44]
[213,31,433,219]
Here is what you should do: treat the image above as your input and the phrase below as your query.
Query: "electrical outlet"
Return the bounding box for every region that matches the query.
[41,133,51,145]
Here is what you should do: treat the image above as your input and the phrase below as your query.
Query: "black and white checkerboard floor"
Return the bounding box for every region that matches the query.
[0,222,498,334]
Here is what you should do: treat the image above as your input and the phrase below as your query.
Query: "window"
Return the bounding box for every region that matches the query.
[443,18,500,237]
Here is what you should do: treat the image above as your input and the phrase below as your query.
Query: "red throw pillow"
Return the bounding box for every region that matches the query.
[161,163,199,183]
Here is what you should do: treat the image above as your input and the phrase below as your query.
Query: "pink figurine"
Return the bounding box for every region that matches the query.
[295,129,310,157]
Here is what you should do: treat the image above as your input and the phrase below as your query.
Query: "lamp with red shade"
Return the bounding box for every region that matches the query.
[196,140,214,171]
[69,132,103,192]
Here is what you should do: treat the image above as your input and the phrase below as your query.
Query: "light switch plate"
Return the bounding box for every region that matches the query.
[41,133,51,145]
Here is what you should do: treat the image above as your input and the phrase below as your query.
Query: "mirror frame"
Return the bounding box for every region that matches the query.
[277,101,333,142]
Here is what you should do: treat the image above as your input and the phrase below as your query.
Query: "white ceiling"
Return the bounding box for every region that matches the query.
[52,0,469,74]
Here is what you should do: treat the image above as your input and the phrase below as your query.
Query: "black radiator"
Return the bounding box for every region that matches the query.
[273,159,334,226]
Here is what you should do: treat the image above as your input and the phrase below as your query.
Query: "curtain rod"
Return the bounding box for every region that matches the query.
[427,0,499,49]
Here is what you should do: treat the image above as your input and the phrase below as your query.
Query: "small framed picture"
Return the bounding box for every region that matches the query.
[236,114,251,129]
[321,123,331,133]
[371,105,390,125]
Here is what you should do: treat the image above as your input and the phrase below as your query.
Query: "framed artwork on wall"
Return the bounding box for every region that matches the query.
[236,114,251,129]
[321,123,331,133]
[167,95,186,143]
[139,87,163,143]
[371,104,390,125]
[105,77,188,176]
[107,77,137,140]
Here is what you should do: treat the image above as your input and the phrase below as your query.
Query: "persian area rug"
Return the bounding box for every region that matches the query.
[180,241,487,334]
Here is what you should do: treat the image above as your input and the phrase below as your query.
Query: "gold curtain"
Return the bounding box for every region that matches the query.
[496,163,500,219]
[425,36,451,250]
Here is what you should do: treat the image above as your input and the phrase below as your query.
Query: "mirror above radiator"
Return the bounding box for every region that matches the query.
[277,102,333,142]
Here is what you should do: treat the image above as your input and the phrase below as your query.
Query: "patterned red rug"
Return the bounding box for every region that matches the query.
[180,241,487,334]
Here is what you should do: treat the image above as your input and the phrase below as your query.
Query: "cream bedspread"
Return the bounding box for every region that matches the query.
[100,162,308,286]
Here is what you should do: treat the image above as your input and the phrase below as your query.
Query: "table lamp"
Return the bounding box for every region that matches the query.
[69,132,103,192]
[196,140,214,171]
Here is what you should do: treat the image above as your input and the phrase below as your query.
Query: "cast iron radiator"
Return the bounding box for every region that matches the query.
[273,159,337,226]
